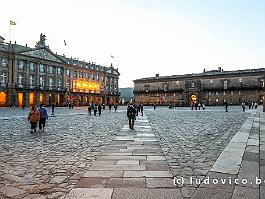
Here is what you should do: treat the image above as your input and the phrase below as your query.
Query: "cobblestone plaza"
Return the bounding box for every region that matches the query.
[0,106,264,199]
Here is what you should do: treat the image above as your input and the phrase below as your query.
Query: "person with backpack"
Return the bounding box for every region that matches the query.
[28,105,40,134]
[38,104,48,132]
[127,103,137,130]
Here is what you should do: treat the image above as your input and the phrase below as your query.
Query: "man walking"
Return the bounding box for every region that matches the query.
[98,104,102,116]
[88,103,92,116]
[127,103,137,130]
[140,103,144,116]
[38,104,48,132]
[51,103,55,115]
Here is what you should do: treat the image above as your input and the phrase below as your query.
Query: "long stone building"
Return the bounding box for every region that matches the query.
[134,67,265,106]
[0,34,120,107]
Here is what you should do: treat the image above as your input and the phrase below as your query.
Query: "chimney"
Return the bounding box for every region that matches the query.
[26,44,27,47]
[218,67,221,72]
[156,74,159,77]
[15,41,16,44]
[203,68,206,73]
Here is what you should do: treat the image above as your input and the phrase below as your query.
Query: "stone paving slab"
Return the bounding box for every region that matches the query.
[69,115,179,199]
[67,188,113,199]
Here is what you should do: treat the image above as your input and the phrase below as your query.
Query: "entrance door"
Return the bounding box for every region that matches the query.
[0,92,7,106]
[18,92,24,107]
[29,92,35,106]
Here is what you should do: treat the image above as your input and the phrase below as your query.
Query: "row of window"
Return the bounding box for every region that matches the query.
[17,73,63,88]
[209,91,241,96]
[18,61,63,75]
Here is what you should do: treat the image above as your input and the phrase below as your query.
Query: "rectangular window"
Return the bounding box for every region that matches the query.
[40,64,46,73]
[57,67,63,75]
[29,75,34,86]
[18,60,25,70]
[210,79,213,84]
[216,91,219,95]
[80,72,83,78]
[191,83,195,87]
[73,71,77,78]
[1,58,8,67]
[57,78,62,87]
[18,73,23,85]
[176,81,180,86]
[0,72,7,84]
[40,76,45,87]
[231,91,233,95]
[239,78,242,83]
[223,91,226,95]
[209,91,211,96]
[49,66,54,74]
[48,77,53,87]
[239,91,241,95]
[66,69,70,77]
[29,62,35,71]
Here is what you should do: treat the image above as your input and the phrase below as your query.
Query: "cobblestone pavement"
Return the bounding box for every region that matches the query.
[145,107,252,197]
[0,106,262,199]
[0,108,128,199]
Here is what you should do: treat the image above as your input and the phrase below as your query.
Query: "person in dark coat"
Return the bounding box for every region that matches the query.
[38,104,48,132]
[114,104,118,112]
[98,104,102,116]
[94,104,98,116]
[127,104,137,130]
[154,103,156,111]
[88,104,92,116]
[224,102,228,112]
[51,103,55,115]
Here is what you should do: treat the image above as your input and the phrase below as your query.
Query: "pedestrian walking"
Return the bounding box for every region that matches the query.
[154,103,156,111]
[51,103,55,115]
[103,104,105,110]
[88,103,92,116]
[71,102,74,109]
[68,103,71,109]
[98,104,102,116]
[202,104,206,110]
[109,104,112,111]
[22,104,25,110]
[94,104,98,116]
[28,105,40,134]
[248,102,251,109]
[114,104,118,112]
[242,102,245,112]
[140,103,144,116]
[254,102,258,109]
[38,104,48,132]
[127,103,137,130]
[224,102,228,112]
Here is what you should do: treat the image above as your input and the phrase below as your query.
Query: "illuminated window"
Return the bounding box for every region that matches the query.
[57,78,62,87]
[239,91,241,95]
[48,66,54,74]
[216,91,219,95]
[239,78,242,83]
[57,67,63,75]
[210,79,213,84]
[209,91,211,96]
[66,69,70,77]
[191,83,195,87]
[176,81,180,86]
[231,91,233,95]
[223,91,226,95]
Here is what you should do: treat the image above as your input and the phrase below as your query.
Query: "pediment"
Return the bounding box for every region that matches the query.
[21,49,63,63]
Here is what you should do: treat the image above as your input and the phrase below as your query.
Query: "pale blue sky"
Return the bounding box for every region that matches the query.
[1,0,265,87]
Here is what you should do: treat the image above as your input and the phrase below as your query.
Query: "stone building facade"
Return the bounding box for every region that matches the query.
[0,34,120,107]
[134,68,265,106]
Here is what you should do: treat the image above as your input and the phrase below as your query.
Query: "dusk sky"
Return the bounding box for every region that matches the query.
[1,0,265,87]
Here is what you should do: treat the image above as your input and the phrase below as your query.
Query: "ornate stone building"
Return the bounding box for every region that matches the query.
[134,67,265,106]
[0,34,120,107]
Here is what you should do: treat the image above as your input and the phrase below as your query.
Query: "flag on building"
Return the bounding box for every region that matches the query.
[10,21,16,25]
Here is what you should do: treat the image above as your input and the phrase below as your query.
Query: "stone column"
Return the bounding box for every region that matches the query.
[25,91,30,107]
[46,92,50,106]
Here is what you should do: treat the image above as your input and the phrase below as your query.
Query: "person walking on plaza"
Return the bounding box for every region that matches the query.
[114,104,118,112]
[254,102,258,109]
[154,103,156,111]
[88,103,92,116]
[51,103,55,115]
[224,102,228,112]
[98,104,102,116]
[38,104,48,132]
[242,102,246,112]
[109,104,112,111]
[28,105,40,134]
[94,104,98,116]
[140,103,144,116]
[127,103,137,130]
[103,104,105,110]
